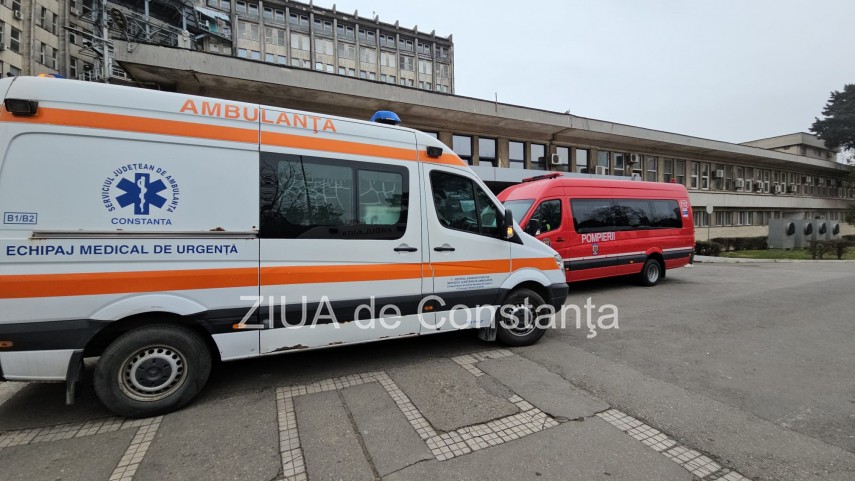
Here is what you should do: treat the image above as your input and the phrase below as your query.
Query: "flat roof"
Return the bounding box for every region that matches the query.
[114,42,851,176]
[740,133,835,151]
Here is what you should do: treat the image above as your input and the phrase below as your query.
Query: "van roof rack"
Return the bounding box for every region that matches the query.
[522,173,563,183]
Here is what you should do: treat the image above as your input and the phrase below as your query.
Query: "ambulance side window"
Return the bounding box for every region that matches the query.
[259,153,408,239]
[430,171,500,237]
[527,199,561,234]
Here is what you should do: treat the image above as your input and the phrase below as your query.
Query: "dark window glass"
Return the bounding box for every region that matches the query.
[651,200,683,229]
[260,154,408,239]
[571,199,614,233]
[430,171,500,237]
[571,198,682,232]
[527,199,561,234]
[530,144,546,170]
[614,199,653,229]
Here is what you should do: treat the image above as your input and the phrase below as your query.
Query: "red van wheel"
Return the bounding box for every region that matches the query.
[638,258,663,287]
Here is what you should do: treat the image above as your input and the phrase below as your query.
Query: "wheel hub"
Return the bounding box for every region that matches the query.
[120,346,186,401]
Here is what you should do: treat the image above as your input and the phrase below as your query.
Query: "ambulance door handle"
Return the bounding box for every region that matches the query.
[394,245,418,252]
[555,238,565,243]
[434,245,456,252]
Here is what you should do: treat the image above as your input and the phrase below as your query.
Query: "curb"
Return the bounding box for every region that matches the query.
[694,255,855,264]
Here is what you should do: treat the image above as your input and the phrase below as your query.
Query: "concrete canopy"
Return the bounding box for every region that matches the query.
[114,42,850,175]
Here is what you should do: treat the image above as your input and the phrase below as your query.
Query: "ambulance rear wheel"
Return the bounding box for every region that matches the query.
[639,258,662,286]
[94,325,211,418]
[496,288,548,347]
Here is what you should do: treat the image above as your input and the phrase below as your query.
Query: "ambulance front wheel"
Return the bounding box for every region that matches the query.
[496,288,548,347]
[94,324,212,418]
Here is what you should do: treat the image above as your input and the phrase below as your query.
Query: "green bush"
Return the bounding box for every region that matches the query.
[695,241,722,256]
[709,236,767,251]
[809,240,832,259]
[829,240,851,260]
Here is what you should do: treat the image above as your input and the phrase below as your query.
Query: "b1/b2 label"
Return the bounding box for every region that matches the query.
[4,212,38,225]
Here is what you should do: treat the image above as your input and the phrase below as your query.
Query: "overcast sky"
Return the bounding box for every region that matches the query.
[317,0,855,144]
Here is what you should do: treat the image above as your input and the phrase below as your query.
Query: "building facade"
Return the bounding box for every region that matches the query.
[3,0,853,240]
[0,0,454,93]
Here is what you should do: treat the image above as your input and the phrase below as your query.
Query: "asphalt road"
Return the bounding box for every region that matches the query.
[0,262,853,481]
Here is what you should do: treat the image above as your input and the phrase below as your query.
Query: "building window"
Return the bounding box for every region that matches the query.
[452,135,473,164]
[379,33,396,48]
[265,53,275,63]
[663,159,674,183]
[555,147,571,172]
[337,23,354,39]
[530,144,546,170]
[239,21,259,41]
[265,27,286,46]
[250,50,260,60]
[337,42,355,59]
[10,27,21,53]
[248,3,258,16]
[418,60,432,75]
[275,9,284,21]
[69,57,78,78]
[644,156,657,182]
[381,51,396,68]
[288,13,309,27]
[238,48,248,58]
[400,56,414,71]
[690,162,699,189]
[478,138,497,167]
[290,33,309,51]
[596,151,610,175]
[315,38,333,55]
[359,48,376,65]
[701,163,710,190]
[573,148,586,173]
[724,165,734,191]
[675,160,686,186]
[613,153,626,176]
[401,38,414,51]
[509,141,525,169]
[263,6,273,19]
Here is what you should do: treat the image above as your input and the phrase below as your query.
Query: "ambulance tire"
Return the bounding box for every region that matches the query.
[638,258,663,287]
[496,288,548,347]
[94,325,212,418]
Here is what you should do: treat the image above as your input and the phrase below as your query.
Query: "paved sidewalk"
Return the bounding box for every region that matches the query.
[0,347,749,481]
[694,255,855,263]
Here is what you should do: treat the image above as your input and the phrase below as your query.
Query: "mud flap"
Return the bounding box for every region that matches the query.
[65,350,84,405]
[477,322,497,342]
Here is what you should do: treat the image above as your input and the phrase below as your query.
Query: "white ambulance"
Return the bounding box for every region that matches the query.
[0,77,567,417]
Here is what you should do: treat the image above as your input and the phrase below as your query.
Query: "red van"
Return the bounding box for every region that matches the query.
[498,174,695,286]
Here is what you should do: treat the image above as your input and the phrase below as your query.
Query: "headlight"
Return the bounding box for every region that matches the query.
[554,254,563,269]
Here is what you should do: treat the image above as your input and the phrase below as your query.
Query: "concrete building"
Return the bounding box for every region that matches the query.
[4,0,853,240]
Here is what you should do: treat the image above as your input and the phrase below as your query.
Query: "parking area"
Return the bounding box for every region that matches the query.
[1,263,854,481]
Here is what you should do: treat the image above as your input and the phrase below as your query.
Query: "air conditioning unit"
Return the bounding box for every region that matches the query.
[0,43,5,51]
[735,178,744,190]
[595,166,607,175]
[714,169,725,178]
[789,185,798,193]
[629,154,641,164]
[14,10,23,19]
[70,7,79,16]
[549,154,560,166]
[755,183,764,193]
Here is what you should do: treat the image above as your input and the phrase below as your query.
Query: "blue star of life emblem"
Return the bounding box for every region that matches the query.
[116,173,168,215]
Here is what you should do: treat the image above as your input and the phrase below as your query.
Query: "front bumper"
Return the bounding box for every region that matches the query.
[547,282,569,310]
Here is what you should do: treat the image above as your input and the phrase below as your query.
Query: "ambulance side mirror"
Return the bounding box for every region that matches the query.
[503,210,515,240]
